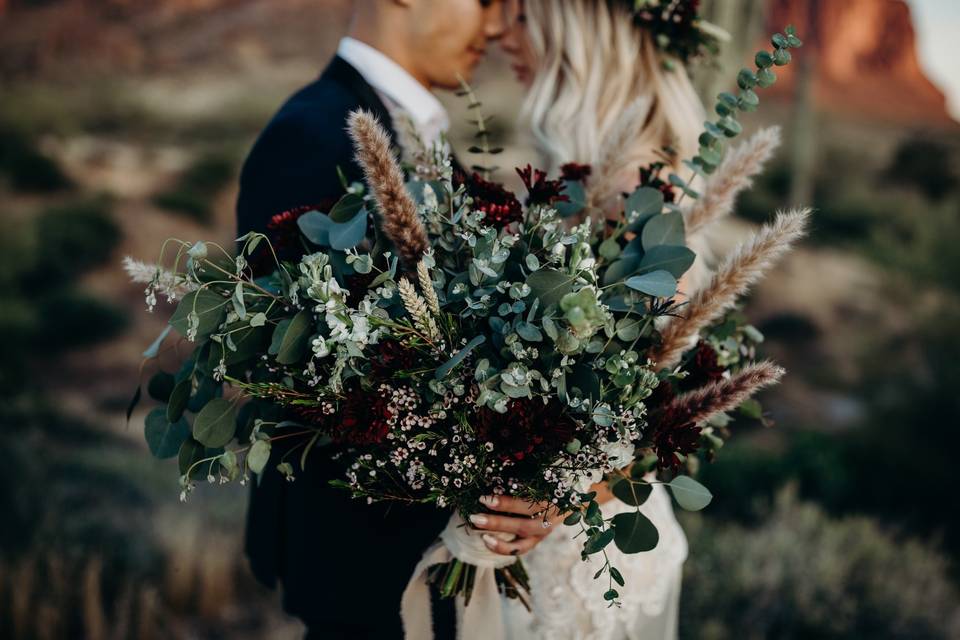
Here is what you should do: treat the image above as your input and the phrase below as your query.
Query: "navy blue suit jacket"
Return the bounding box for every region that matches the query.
[236,56,453,638]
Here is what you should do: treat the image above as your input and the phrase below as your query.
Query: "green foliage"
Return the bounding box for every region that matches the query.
[681,490,960,640]
[33,197,122,281]
[701,306,960,562]
[681,25,802,184]
[33,289,129,352]
[152,152,236,224]
[612,510,659,554]
[0,124,72,193]
[882,137,958,201]
[0,198,127,395]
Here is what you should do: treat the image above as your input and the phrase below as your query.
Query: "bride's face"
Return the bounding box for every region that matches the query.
[500,0,537,87]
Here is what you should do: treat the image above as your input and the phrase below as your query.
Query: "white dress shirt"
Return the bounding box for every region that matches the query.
[337,37,450,146]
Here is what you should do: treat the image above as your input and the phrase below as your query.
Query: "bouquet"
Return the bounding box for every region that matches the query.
[127,26,804,618]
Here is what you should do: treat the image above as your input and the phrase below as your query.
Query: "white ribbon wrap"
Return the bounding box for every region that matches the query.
[401,513,517,640]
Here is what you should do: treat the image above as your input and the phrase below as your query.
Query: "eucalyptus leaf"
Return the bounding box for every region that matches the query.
[328,193,364,223]
[436,335,486,380]
[297,210,332,246]
[516,322,543,342]
[187,374,220,413]
[625,187,664,221]
[599,238,621,260]
[615,318,640,341]
[143,325,173,359]
[248,440,272,475]
[148,371,175,402]
[178,438,222,479]
[145,408,190,459]
[611,479,653,507]
[276,310,312,365]
[584,528,615,555]
[602,255,641,286]
[555,180,587,218]
[193,398,238,448]
[612,510,659,554]
[329,207,368,251]
[641,211,685,250]
[625,270,678,298]
[636,245,696,278]
[210,324,267,367]
[526,269,575,309]
[166,378,191,423]
[170,289,227,341]
[125,385,141,425]
[566,364,601,403]
[668,475,713,511]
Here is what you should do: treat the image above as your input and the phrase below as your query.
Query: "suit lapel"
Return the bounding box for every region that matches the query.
[321,56,399,146]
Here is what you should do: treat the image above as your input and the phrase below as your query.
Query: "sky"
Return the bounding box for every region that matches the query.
[910,0,960,120]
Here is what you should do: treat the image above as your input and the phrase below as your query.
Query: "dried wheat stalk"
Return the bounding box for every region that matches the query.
[347,110,429,269]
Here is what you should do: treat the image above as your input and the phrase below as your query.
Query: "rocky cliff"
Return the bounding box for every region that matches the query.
[766,0,956,127]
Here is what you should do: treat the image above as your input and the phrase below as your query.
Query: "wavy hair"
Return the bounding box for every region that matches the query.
[521,0,704,193]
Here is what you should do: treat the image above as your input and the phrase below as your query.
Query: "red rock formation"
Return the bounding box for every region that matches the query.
[766,0,957,128]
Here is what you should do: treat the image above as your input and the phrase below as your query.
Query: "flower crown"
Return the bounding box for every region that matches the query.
[623,0,729,65]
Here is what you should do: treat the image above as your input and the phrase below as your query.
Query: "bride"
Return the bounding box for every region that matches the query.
[495,1,710,638]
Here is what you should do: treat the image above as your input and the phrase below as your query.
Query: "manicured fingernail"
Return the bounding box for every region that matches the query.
[480,495,499,508]
[469,514,488,526]
[482,534,498,549]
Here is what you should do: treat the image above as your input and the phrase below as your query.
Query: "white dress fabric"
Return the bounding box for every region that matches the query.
[502,483,687,640]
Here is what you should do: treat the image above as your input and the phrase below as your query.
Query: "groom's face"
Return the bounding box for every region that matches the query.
[406,0,509,88]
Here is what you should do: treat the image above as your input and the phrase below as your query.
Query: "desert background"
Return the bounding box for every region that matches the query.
[1,0,960,638]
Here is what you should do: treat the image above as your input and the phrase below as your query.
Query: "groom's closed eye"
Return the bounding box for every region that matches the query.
[479,0,522,28]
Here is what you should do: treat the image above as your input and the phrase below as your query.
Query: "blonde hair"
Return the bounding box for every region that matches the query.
[521,0,704,181]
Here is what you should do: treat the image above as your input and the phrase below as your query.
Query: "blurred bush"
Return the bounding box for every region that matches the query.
[881,137,958,202]
[700,303,960,565]
[152,152,236,225]
[0,198,128,393]
[681,488,960,640]
[0,124,72,193]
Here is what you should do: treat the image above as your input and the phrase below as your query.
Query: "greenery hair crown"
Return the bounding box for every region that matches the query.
[624,0,731,64]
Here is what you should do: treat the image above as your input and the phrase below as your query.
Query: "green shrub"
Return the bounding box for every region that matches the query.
[882,137,958,201]
[32,197,122,282]
[0,125,71,193]
[33,290,129,352]
[681,489,960,640]
[152,152,236,224]
[867,201,960,293]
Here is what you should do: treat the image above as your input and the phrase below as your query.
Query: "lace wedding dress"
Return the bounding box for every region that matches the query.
[502,483,687,640]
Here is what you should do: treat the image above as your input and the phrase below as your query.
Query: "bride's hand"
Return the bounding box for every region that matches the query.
[468,495,565,557]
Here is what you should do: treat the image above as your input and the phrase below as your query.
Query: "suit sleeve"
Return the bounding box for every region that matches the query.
[236,107,363,238]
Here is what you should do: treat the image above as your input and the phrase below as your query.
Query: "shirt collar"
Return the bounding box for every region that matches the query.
[337,37,450,144]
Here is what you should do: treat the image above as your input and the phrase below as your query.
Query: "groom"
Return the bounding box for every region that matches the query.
[236,1,516,638]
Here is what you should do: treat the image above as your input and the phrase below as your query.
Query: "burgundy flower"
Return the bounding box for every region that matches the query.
[647,380,702,470]
[369,340,419,378]
[680,341,725,392]
[651,419,702,471]
[517,165,570,207]
[638,162,678,204]
[560,162,593,184]
[336,383,395,446]
[477,399,577,463]
[292,382,394,446]
[456,170,524,228]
